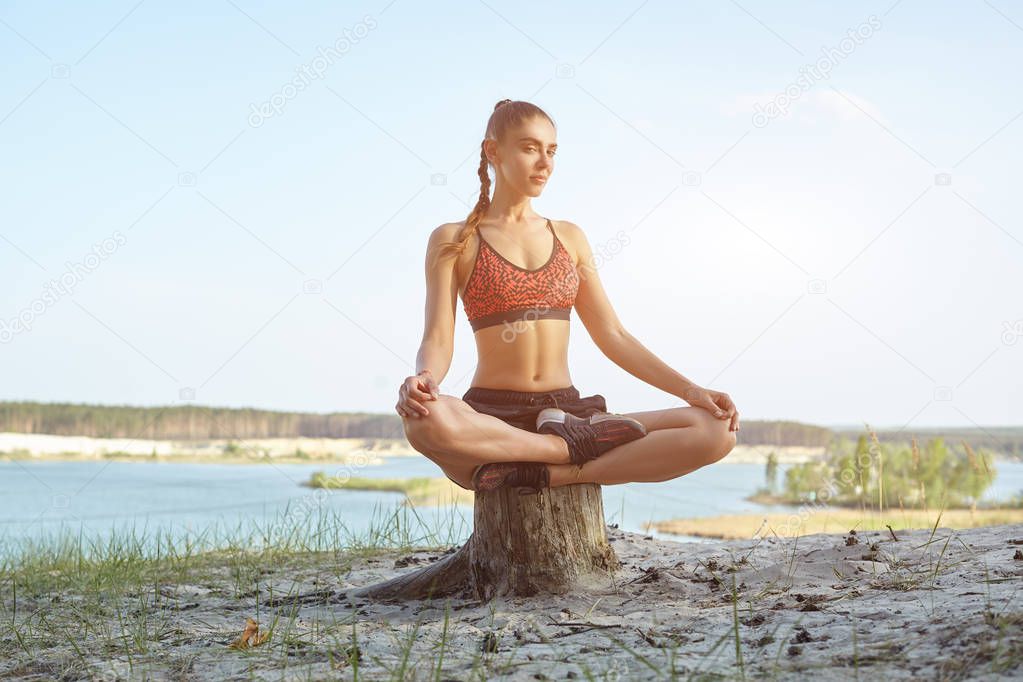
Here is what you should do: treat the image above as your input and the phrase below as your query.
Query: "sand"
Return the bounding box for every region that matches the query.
[0,432,822,465]
[4,523,1022,680]
[0,432,421,463]
[652,508,1023,539]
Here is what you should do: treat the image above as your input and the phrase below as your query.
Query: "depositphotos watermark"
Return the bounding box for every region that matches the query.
[757,439,877,539]
[248,15,378,128]
[1002,319,1023,346]
[497,230,634,343]
[292,454,373,517]
[499,267,581,343]
[1,231,128,344]
[752,15,882,129]
[587,229,632,270]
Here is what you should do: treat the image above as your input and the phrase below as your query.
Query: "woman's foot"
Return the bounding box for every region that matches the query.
[536,408,647,466]
[471,461,551,495]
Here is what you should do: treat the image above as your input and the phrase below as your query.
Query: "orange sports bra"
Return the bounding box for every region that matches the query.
[462,218,580,333]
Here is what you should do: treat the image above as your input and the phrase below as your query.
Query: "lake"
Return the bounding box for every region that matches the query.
[3,456,1022,561]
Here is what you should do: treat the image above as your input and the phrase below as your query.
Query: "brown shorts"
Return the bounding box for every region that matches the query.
[461,384,611,431]
[445,385,612,490]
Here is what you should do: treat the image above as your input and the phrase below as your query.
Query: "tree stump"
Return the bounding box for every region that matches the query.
[350,482,620,602]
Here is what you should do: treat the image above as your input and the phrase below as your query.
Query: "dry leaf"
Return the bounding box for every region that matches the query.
[229,617,270,649]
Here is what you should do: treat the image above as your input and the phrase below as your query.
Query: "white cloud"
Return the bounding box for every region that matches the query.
[810,89,888,125]
[719,93,777,118]
[721,89,888,128]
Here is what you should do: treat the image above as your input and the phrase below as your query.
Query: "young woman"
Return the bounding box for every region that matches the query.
[397,99,738,495]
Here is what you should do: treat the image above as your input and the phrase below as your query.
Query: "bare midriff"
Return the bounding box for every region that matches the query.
[469,321,573,391]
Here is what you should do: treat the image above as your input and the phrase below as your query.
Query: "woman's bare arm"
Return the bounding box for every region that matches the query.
[415,223,460,385]
[566,220,739,428]
[566,221,697,397]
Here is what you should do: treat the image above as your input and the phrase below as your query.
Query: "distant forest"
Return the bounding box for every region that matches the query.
[834,426,1023,460]
[0,402,1020,456]
[0,402,406,440]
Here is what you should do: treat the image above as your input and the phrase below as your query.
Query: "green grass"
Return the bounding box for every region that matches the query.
[0,499,498,681]
[0,499,470,597]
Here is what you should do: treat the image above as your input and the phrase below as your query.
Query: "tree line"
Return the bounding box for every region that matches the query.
[0,401,405,439]
[759,433,1000,510]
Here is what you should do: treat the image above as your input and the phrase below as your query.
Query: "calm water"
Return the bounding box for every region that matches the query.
[2,456,1021,560]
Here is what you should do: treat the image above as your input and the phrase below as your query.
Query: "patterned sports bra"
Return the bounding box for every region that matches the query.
[462,218,580,333]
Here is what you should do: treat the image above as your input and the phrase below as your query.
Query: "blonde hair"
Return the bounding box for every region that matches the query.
[437,99,556,260]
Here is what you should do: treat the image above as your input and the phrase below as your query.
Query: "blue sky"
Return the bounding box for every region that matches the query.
[1,1,1020,430]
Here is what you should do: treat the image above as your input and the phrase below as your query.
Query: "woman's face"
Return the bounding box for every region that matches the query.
[490,117,557,197]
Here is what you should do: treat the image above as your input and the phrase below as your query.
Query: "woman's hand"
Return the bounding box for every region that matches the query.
[682,384,739,432]
[396,370,439,419]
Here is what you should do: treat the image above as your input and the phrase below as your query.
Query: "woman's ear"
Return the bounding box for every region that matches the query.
[483,139,499,165]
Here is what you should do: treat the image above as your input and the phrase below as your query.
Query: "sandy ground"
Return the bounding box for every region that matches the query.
[651,508,1023,539]
[0,432,419,463]
[5,524,1023,680]
[0,432,822,465]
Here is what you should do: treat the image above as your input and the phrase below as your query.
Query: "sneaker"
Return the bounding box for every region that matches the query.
[471,461,550,495]
[536,408,647,466]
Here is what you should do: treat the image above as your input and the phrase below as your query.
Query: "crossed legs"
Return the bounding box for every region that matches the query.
[547,405,736,487]
[402,394,736,490]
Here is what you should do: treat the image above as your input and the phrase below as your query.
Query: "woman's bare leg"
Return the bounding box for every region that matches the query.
[546,405,736,487]
[402,394,571,486]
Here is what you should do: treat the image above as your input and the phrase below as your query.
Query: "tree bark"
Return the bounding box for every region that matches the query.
[350,482,620,602]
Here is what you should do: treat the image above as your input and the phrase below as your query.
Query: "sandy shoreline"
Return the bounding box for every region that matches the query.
[0,432,419,465]
[652,508,1023,539]
[0,432,826,465]
[4,523,1022,679]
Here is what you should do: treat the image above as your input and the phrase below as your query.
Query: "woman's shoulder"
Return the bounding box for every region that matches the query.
[547,219,586,266]
[426,222,478,275]
[548,217,585,235]
[549,218,586,247]
[430,221,465,239]
[426,222,474,252]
